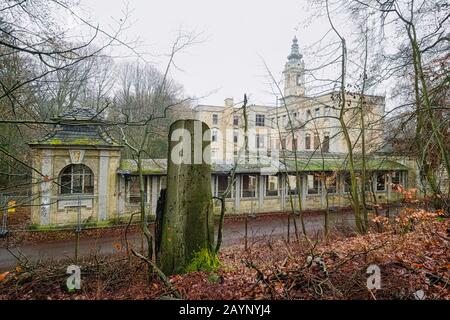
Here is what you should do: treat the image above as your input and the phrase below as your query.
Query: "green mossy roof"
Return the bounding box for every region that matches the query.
[283,158,410,172]
[118,156,410,175]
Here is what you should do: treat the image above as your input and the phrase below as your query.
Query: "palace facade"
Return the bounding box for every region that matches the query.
[29,38,417,226]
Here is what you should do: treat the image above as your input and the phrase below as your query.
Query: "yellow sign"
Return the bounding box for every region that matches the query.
[7,200,16,213]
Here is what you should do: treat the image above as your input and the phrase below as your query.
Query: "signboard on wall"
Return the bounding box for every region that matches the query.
[57,198,93,210]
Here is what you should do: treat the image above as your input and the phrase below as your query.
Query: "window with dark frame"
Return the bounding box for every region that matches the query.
[256,114,265,127]
[314,133,320,150]
[242,174,257,198]
[376,173,386,191]
[325,173,337,194]
[305,134,311,150]
[322,133,330,152]
[343,172,351,193]
[212,113,218,125]
[265,175,279,196]
[256,134,264,148]
[233,115,239,126]
[287,175,299,195]
[292,138,297,151]
[233,130,239,144]
[60,164,94,195]
[128,176,145,203]
[217,175,233,198]
[307,174,320,195]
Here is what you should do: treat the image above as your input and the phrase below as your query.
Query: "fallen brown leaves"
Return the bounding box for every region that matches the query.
[0,208,448,300]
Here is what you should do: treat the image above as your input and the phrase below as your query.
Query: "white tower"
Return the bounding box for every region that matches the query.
[283,36,305,97]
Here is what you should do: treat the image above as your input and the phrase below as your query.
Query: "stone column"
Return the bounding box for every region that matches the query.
[40,149,53,225]
[151,176,158,215]
[259,175,264,209]
[117,175,125,216]
[98,150,109,221]
[280,174,286,211]
[235,174,241,211]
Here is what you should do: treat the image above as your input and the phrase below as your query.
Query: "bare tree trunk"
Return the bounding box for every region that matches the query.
[158,119,214,275]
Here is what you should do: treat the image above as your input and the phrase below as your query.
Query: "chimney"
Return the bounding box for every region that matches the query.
[224,97,234,108]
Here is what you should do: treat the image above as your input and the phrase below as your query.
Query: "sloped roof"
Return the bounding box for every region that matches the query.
[118,155,410,175]
[30,106,121,148]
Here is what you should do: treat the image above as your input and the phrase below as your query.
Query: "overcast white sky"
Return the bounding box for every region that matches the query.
[78,0,336,106]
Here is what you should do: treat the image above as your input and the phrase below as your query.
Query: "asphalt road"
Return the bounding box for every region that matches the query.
[0,211,356,271]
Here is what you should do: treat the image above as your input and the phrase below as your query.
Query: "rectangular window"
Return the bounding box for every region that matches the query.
[391,171,400,185]
[281,138,287,149]
[233,115,239,126]
[287,175,299,195]
[212,113,218,125]
[128,176,143,203]
[292,138,297,151]
[325,174,337,194]
[343,173,351,193]
[60,174,71,194]
[233,130,239,144]
[212,129,218,142]
[256,114,265,127]
[322,133,330,153]
[265,176,279,196]
[307,174,320,195]
[217,175,233,198]
[256,134,264,148]
[324,106,330,117]
[306,110,311,121]
[242,175,257,198]
[305,134,311,150]
[376,173,386,191]
[314,133,320,150]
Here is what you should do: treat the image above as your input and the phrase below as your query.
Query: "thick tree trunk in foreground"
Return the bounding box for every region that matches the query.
[158,119,214,275]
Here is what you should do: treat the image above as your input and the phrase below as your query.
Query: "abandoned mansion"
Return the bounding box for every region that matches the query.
[29,37,416,226]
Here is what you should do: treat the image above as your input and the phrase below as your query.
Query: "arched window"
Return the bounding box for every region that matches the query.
[60,164,94,194]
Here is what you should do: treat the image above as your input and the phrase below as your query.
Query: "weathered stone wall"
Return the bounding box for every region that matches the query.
[30,147,121,226]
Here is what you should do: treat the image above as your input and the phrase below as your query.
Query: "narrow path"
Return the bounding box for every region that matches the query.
[0,211,356,271]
